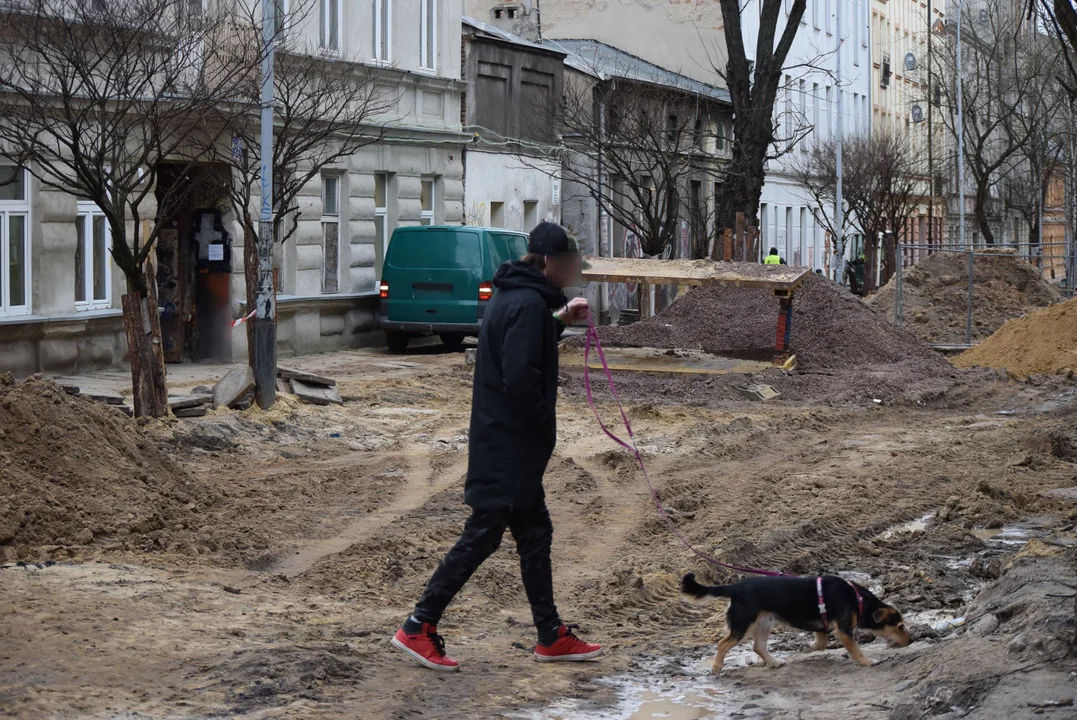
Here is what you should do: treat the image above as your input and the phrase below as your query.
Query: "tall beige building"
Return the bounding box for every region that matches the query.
[871,0,947,249]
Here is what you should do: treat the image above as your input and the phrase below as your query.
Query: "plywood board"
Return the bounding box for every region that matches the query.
[561,346,773,375]
[581,257,809,291]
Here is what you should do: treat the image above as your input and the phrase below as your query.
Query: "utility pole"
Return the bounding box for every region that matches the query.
[253,0,277,409]
[835,0,844,286]
[927,0,935,249]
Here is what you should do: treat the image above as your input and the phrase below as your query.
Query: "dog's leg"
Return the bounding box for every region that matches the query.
[812,632,829,652]
[751,616,783,668]
[712,632,743,675]
[835,630,874,666]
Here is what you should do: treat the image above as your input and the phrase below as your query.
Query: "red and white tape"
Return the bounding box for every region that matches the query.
[232,310,256,328]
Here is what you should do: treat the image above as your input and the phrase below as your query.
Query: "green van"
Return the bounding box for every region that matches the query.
[377,226,530,353]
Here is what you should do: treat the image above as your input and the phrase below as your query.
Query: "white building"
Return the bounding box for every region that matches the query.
[744,0,873,271]
[0,0,468,375]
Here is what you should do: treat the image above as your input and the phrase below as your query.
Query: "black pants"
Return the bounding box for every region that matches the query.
[412,502,561,633]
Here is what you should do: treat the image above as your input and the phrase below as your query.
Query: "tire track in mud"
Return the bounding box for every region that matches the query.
[271,444,468,578]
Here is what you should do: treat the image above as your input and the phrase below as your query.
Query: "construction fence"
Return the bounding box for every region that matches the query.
[893,242,1075,347]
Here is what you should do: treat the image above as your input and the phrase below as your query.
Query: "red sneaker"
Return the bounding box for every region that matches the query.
[391,624,460,672]
[534,624,603,663]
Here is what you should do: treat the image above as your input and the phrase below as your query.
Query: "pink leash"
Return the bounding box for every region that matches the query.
[582,311,792,578]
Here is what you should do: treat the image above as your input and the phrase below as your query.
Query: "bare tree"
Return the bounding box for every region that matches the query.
[791,130,923,292]
[0,0,258,416]
[555,70,727,259]
[1030,0,1077,97]
[935,0,1056,246]
[715,0,809,230]
[222,0,392,392]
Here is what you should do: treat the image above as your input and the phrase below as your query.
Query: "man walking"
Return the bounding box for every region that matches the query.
[391,222,602,672]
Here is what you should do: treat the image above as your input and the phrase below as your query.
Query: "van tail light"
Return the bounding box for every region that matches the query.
[478,282,493,301]
[379,280,389,299]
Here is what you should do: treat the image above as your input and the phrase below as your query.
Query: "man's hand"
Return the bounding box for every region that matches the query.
[556,297,590,325]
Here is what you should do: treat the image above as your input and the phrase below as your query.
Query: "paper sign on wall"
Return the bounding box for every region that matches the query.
[208,244,224,261]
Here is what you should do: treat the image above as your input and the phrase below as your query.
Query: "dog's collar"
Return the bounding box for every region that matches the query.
[817,577,866,631]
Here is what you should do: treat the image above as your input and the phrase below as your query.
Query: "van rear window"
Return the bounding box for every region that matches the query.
[487,233,528,269]
[388,230,482,269]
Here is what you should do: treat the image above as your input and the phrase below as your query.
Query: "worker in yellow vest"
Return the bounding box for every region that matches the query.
[763,247,786,265]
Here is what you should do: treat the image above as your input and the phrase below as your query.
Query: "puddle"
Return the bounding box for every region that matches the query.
[516,650,797,720]
[970,525,1033,546]
[877,512,935,540]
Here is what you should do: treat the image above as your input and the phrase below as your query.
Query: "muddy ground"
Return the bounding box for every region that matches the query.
[2,347,1077,719]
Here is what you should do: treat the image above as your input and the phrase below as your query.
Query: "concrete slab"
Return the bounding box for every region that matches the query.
[290,378,344,406]
[277,366,336,387]
[173,406,209,418]
[168,395,212,411]
[738,384,781,402]
[76,390,126,405]
[213,367,256,409]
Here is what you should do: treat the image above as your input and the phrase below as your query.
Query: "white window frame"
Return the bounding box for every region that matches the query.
[420,178,435,225]
[321,174,340,293]
[419,0,436,72]
[75,201,112,311]
[373,0,391,63]
[375,172,389,261]
[320,0,341,52]
[0,167,30,317]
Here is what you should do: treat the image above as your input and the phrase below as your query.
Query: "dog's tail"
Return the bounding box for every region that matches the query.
[681,573,732,600]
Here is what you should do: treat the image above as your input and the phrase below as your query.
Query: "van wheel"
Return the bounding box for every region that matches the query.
[385,332,409,353]
[439,333,465,352]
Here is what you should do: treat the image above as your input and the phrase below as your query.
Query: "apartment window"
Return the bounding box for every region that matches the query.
[322,174,340,294]
[490,201,505,228]
[75,201,110,310]
[853,2,860,66]
[420,178,435,225]
[273,0,288,40]
[717,120,726,151]
[372,0,391,62]
[813,0,820,28]
[0,167,29,316]
[374,172,389,261]
[784,76,792,144]
[798,79,807,151]
[825,85,833,138]
[861,0,868,47]
[826,0,832,34]
[420,0,436,71]
[320,0,340,51]
[812,82,819,134]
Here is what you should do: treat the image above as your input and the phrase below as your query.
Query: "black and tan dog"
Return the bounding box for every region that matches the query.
[681,573,912,674]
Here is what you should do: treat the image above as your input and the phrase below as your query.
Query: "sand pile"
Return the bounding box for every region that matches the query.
[587,272,947,373]
[0,374,253,558]
[867,251,1061,344]
[953,297,1077,376]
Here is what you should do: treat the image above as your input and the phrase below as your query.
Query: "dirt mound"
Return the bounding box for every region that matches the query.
[583,272,947,373]
[867,251,1061,344]
[0,374,258,559]
[953,296,1077,377]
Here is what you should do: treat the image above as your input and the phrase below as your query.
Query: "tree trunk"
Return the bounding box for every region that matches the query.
[975,185,995,245]
[121,284,168,418]
[718,137,767,232]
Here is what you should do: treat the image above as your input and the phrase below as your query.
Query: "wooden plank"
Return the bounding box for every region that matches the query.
[581,257,810,291]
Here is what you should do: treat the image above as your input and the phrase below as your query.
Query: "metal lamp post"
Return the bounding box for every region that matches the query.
[835,0,844,285]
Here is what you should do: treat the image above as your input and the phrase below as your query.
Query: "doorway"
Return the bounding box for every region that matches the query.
[154,163,233,363]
